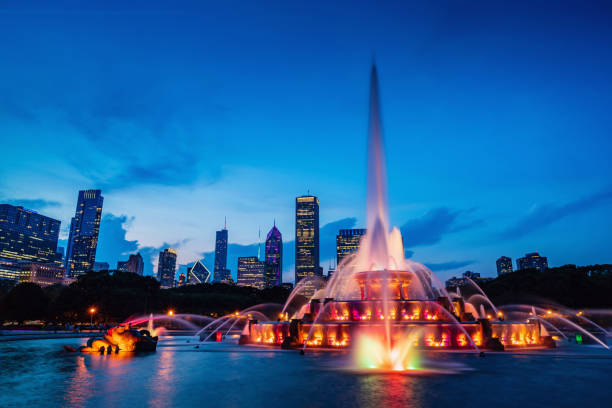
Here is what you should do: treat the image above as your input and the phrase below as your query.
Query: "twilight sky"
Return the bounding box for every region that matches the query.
[1,1,612,282]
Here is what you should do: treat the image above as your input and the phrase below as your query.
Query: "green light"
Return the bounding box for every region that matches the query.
[576,334,582,344]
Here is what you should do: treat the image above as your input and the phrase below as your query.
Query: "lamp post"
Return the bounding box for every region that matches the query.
[89,307,96,327]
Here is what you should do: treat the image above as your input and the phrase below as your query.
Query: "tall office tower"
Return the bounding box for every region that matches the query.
[264,223,283,288]
[0,204,62,265]
[517,252,548,272]
[496,256,513,276]
[157,248,177,288]
[295,195,322,295]
[213,225,231,282]
[177,273,186,287]
[117,253,144,275]
[186,259,211,284]
[336,228,366,267]
[237,256,265,290]
[66,190,104,277]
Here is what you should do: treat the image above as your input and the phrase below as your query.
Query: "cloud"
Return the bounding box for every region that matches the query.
[3,198,61,210]
[95,214,139,269]
[400,207,484,248]
[425,260,475,272]
[499,189,612,240]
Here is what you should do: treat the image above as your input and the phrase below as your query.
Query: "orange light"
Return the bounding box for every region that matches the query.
[497,311,503,317]
[546,310,552,316]
[89,307,96,314]
[167,310,174,316]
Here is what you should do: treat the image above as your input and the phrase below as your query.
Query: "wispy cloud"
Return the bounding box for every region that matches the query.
[499,189,612,240]
[400,207,484,248]
[3,198,61,210]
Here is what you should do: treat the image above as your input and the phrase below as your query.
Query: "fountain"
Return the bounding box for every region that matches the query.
[241,64,558,364]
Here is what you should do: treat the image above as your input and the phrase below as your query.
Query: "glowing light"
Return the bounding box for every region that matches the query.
[89,307,96,314]
[167,310,174,316]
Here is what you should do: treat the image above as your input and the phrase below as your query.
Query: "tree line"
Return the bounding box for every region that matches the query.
[0,271,292,325]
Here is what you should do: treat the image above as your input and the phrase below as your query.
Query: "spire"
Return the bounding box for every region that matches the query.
[257,227,261,260]
[224,216,227,230]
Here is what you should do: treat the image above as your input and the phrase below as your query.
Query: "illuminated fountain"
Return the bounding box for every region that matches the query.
[242,65,559,368]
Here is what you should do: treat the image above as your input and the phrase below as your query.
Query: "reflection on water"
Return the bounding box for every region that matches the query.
[1,337,611,408]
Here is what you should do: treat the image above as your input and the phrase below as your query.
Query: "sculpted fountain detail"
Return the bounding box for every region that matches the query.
[241,65,557,366]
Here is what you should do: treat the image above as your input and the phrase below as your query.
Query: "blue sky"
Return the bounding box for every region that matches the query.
[1,1,612,282]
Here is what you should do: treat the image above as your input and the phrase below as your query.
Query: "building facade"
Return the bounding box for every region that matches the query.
[66,190,104,277]
[237,256,265,290]
[336,228,366,267]
[213,228,231,282]
[295,195,322,294]
[19,262,66,287]
[186,259,211,284]
[0,204,62,265]
[517,252,548,272]
[157,248,177,288]
[117,253,144,275]
[264,223,282,288]
[496,256,513,276]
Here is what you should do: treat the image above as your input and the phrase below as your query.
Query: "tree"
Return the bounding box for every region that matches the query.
[0,282,49,323]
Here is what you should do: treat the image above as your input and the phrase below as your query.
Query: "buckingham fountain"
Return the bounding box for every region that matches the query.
[239,65,559,369]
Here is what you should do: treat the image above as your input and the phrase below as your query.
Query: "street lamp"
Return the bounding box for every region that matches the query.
[89,307,96,327]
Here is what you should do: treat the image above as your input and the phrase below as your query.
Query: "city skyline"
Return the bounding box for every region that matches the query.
[1,2,612,282]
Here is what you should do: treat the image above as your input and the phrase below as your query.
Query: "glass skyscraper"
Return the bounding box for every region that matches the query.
[66,190,104,277]
[237,256,265,289]
[336,228,366,267]
[0,204,62,266]
[295,195,322,295]
[187,259,211,284]
[496,256,513,276]
[213,227,231,283]
[157,248,177,288]
[264,223,282,288]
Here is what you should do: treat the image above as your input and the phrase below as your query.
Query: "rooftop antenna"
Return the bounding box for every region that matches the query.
[273,218,276,227]
[224,216,227,230]
[258,227,261,260]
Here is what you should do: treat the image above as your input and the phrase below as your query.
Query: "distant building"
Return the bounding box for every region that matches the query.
[517,252,548,272]
[295,195,322,296]
[186,259,211,284]
[281,282,294,290]
[157,248,177,288]
[496,256,513,276]
[336,228,366,266]
[445,271,493,289]
[19,262,65,287]
[177,273,186,287]
[93,262,110,272]
[213,226,231,282]
[264,223,282,288]
[116,253,144,275]
[327,268,335,279]
[66,190,104,277]
[0,204,62,265]
[237,256,265,290]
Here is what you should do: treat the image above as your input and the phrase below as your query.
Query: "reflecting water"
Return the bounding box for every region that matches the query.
[1,337,611,407]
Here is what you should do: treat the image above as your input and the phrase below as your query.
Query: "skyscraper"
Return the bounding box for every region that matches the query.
[93,261,110,272]
[496,256,513,276]
[186,259,211,284]
[264,223,282,288]
[0,204,62,265]
[66,190,104,277]
[157,248,177,288]
[213,225,231,283]
[517,252,548,272]
[295,195,322,296]
[177,273,186,287]
[117,253,144,275]
[336,228,366,266]
[237,256,265,289]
